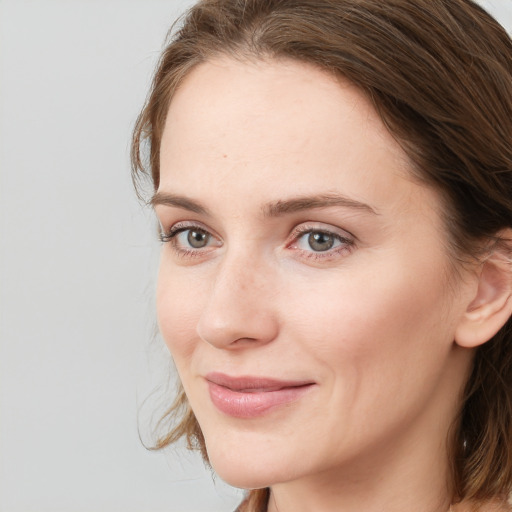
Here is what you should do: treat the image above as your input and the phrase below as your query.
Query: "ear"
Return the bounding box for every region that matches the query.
[455,235,512,348]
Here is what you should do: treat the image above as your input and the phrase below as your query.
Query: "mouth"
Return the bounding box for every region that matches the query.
[205,372,315,418]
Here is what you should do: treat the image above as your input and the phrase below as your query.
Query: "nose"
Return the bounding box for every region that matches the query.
[196,252,279,349]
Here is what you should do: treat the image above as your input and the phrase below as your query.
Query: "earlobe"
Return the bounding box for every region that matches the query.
[455,245,512,348]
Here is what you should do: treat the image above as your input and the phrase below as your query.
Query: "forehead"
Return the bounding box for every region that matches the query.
[159,56,438,219]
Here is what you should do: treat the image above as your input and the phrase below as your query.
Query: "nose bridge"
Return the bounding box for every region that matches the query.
[220,249,254,294]
[196,246,279,349]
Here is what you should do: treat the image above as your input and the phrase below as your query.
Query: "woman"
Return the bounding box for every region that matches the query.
[131,1,512,511]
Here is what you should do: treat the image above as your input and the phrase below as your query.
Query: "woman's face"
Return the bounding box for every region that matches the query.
[154,57,474,489]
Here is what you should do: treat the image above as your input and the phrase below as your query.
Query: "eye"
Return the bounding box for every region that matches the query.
[289,224,355,260]
[302,231,337,252]
[181,228,210,249]
[159,222,221,255]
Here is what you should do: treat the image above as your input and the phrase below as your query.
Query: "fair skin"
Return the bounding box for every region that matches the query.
[154,57,512,512]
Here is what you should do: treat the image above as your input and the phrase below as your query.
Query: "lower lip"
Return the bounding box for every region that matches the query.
[207,381,314,418]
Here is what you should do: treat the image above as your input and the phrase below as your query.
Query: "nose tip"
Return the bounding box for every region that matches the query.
[196,259,279,349]
[197,310,277,349]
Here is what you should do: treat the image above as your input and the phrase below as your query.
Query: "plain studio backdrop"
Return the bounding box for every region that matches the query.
[0,1,510,511]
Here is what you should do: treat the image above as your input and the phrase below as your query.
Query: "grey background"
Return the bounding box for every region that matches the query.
[0,1,510,511]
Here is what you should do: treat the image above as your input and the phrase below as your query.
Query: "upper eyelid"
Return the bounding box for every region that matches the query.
[159,225,220,250]
[160,220,355,244]
[163,220,218,237]
[289,222,356,241]
[289,229,354,251]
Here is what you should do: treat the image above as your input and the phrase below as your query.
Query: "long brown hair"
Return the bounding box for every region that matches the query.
[132,1,512,509]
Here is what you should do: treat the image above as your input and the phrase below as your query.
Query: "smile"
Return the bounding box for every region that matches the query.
[205,372,315,418]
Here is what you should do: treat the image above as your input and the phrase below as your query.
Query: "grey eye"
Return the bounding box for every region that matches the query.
[187,229,210,248]
[308,232,335,252]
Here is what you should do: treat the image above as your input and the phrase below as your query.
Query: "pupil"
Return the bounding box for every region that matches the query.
[308,232,334,252]
[187,230,208,248]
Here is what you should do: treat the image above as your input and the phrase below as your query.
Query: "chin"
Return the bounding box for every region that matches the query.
[214,468,273,490]
[205,440,295,490]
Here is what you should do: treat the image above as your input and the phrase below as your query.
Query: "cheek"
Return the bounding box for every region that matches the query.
[285,259,454,383]
[156,264,203,363]
[278,262,457,456]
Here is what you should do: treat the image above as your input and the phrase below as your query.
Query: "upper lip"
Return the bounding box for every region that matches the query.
[205,372,315,392]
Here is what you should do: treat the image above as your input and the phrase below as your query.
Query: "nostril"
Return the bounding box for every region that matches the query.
[196,307,278,349]
[230,337,260,346]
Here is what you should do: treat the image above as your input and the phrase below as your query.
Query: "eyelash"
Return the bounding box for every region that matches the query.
[159,222,214,259]
[288,224,355,260]
[159,222,355,261]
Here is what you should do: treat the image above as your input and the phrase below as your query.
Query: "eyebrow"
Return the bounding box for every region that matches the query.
[150,192,377,217]
[262,194,377,217]
[150,192,209,214]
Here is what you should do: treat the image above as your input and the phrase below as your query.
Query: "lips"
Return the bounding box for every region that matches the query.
[205,372,315,418]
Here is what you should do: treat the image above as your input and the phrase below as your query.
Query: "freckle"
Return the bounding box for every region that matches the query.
[222,154,228,158]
